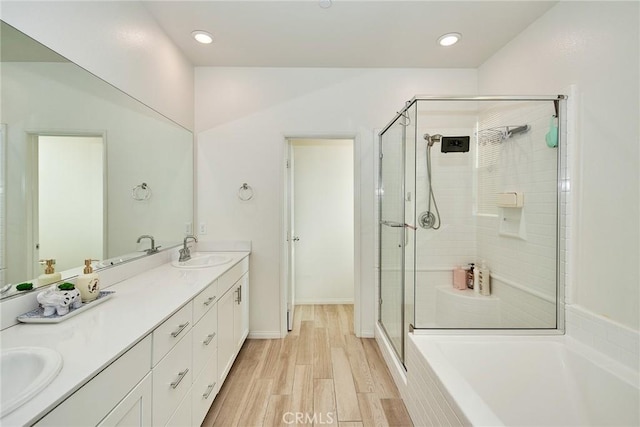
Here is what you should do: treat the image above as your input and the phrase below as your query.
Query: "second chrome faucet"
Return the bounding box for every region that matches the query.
[179,235,198,262]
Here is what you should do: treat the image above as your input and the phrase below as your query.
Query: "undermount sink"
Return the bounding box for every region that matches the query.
[171,253,232,269]
[1,347,63,417]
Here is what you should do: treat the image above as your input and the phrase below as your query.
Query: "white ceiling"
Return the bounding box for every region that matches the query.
[144,1,556,68]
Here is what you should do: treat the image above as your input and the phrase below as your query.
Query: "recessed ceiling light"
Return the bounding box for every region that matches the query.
[437,32,461,47]
[192,30,213,44]
[319,0,332,9]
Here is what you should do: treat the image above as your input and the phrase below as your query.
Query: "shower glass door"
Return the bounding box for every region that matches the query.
[378,103,416,363]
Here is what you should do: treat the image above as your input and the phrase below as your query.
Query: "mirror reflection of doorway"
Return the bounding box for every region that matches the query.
[33,134,105,275]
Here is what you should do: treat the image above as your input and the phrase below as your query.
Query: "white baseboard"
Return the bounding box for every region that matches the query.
[295,298,354,305]
[247,331,283,339]
[360,329,375,338]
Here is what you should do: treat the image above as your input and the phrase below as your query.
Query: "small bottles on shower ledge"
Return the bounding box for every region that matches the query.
[478,260,491,296]
[452,262,491,296]
[453,266,466,290]
[466,263,475,290]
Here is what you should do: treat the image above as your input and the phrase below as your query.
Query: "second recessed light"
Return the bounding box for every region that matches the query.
[192,30,214,44]
[438,32,461,47]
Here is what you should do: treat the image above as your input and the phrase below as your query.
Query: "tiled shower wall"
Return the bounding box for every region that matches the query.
[476,102,558,301]
[475,101,559,328]
[414,101,559,328]
[413,125,478,270]
[413,124,477,327]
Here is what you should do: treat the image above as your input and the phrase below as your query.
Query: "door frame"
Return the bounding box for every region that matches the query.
[27,130,108,277]
[280,134,361,337]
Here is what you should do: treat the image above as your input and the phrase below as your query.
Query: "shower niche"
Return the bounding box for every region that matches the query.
[377,96,566,363]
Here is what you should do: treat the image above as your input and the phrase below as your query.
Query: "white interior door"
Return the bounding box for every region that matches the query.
[291,139,354,305]
[286,142,295,331]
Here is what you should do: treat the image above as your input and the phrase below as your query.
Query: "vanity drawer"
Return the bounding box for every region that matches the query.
[193,279,218,322]
[152,329,193,427]
[218,257,249,294]
[193,303,218,377]
[192,352,218,426]
[166,389,192,427]
[152,302,193,366]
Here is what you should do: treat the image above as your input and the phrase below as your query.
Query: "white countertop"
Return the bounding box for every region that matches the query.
[0,251,250,427]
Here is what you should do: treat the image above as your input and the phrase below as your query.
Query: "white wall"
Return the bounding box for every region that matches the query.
[0,1,194,130]
[478,1,639,330]
[292,139,354,304]
[196,67,478,337]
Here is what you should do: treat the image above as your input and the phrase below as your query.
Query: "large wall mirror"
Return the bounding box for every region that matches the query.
[0,21,194,300]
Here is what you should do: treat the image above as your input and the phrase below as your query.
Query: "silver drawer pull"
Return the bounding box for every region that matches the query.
[204,296,216,306]
[203,382,216,399]
[171,322,190,338]
[203,333,216,345]
[170,368,189,389]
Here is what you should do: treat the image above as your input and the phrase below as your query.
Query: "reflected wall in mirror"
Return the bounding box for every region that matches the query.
[0,21,194,299]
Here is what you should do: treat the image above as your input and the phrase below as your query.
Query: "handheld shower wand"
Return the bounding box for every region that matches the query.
[419,133,442,230]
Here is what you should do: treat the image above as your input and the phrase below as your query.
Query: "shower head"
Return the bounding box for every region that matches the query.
[423,133,442,147]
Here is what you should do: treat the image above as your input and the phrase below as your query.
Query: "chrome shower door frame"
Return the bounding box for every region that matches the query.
[378,95,568,365]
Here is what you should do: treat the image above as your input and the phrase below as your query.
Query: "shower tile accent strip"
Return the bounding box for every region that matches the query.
[566,304,640,372]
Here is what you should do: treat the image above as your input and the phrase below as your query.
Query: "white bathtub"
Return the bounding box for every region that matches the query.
[407,334,639,426]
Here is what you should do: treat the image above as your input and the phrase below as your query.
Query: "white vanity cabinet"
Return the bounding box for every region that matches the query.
[97,373,152,427]
[21,254,250,427]
[151,327,193,426]
[235,272,249,349]
[217,258,250,385]
[190,279,220,426]
[35,335,153,427]
[166,390,192,427]
[192,353,218,423]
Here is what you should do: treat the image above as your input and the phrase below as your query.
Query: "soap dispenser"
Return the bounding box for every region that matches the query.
[37,259,62,287]
[76,259,100,302]
[466,263,475,290]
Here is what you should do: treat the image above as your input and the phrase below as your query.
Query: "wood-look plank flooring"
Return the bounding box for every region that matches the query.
[202,304,413,427]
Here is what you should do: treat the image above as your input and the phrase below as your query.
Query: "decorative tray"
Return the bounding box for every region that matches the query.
[17,291,115,324]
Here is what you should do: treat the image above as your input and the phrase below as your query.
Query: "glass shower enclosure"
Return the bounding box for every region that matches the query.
[378,96,567,364]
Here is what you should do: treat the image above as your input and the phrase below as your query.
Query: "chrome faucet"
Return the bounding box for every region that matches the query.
[179,235,198,262]
[137,234,160,254]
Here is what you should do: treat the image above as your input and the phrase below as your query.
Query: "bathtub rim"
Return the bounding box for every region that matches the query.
[408,333,640,426]
[412,328,565,336]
